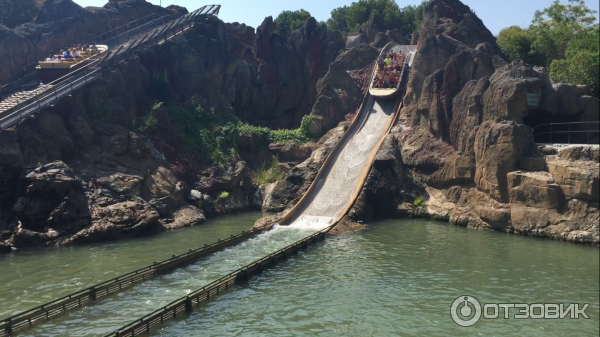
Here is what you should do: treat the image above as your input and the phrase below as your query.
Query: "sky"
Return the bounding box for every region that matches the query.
[72,0,600,35]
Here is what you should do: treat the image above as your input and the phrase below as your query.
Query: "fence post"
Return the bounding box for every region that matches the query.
[4,318,12,334]
[185,297,192,313]
[550,124,553,143]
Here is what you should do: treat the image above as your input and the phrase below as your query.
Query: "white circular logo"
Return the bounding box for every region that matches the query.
[450,295,482,327]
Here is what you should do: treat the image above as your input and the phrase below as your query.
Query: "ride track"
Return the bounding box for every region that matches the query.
[1,36,416,336]
[0,5,221,130]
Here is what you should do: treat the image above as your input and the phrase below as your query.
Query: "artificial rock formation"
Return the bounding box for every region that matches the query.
[366,0,599,243]
[0,0,358,252]
[258,0,599,243]
[2,0,598,252]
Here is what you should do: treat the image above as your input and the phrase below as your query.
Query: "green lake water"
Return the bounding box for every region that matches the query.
[0,214,597,337]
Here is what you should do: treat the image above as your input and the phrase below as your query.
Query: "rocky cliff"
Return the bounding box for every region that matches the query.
[2,0,598,253]
[259,0,599,244]
[0,0,350,253]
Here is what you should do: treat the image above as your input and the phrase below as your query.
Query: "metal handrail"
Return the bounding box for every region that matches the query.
[0,54,106,119]
[83,13,161,46]
[0,68,102,129]
[104,223,335,337]
[0,5,221,131]
[0,71,37,98]
[0,13,164,94]
[0,226,263,335]
[532,121,599,144]
[101,14,176,49]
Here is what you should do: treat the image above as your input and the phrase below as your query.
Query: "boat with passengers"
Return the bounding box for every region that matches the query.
[369,42,416,99]
[36,44,108,82]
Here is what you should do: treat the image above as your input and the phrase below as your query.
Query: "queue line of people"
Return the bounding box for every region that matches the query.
[373,50,406,89]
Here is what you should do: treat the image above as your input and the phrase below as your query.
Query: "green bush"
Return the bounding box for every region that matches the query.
[414,196,426,207]
[168,104,317,166]
[136,113,158,134]
[254,157,283,185]
[217,191,229,200]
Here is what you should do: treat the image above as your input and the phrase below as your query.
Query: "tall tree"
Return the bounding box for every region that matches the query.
[529,0,597,66]
[550,24,599,97]
[274,9,312,31]
[0,0,41,28]
[497,26,536,63]
[497,0,599,97]
[326,0,427,34]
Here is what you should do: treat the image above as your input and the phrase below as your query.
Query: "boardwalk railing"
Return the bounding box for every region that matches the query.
[532,122,600,144]
[0,226,259,335]
[0,13,172,98]
[103,225,335,337]
[0,4,221,130]
[0,58,105,129]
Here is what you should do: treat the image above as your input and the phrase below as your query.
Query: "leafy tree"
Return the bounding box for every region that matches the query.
[497,26,536,63]
[327,6,349,32]
[529,0,597,66]
[0,0,43,28]
[326,0,427,34]
[550,24,599,97]
[400,3,425,33]
[497,0,599,97]
[274,9,312,31]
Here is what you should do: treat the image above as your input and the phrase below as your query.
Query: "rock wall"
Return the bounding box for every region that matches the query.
[258,0,599,244]
[0,1,356,253]
[3,0,597,250]
[360,0,599,243]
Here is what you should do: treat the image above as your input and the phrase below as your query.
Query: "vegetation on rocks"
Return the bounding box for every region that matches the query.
[497,0,599,97]
[167,104,316,165]
[216,191,229,200]
[413,196,426,208]
[254,157,283,185]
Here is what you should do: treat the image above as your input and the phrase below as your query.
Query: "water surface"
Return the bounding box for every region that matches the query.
[154,218,599,337]
[4,213,327,337]
[0,212,263,318]
[2,216,597,337]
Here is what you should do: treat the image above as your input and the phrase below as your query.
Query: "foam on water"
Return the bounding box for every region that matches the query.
[286,216,334,231]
